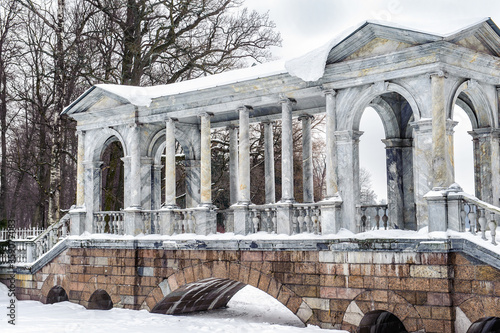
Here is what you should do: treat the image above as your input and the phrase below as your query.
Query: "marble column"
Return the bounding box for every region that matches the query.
[83,161,103,233]
[199,112,213,206]
[469,128,500,205]
[336,130,362,233]
[280,98,295,203]
[411,119,433,228]
[129,124,142,208]
[152,165,162,210]
[76,131,85,207]
[228,125,239,205]
[431,72,453,189]
[164,118,177,207]
[141,157,153,210]
[382,139,413,229]
[300,115,314,203]
[238,106,251,204]
[324,90,338,198]
[263,121,276,204]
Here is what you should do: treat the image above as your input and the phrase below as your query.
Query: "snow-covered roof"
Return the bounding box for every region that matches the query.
[63,17,500,113]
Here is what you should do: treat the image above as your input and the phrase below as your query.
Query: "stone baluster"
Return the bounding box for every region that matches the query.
[382,207,389,230]
[478,208,487,240]
[489,212,497,245]
[468,204,477,235]
[360,207,367,232]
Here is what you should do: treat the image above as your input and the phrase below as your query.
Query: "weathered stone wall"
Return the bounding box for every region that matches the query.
[11,243,500,332]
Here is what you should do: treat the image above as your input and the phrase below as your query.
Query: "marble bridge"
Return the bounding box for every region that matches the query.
[3,19,500,332]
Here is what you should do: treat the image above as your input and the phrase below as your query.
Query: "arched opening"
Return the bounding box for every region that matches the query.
[467,317,500,333]
[355,91,416,231]
[452,104,474,194]
[150,278,305,327]
[88,289,113,310]
[46,285,68,304]
[359,106,386,204]
[358,310,408,333]
[101,139,124,212]
[151,278,245,314]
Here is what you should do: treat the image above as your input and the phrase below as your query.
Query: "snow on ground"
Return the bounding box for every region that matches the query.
[0,283,346,333]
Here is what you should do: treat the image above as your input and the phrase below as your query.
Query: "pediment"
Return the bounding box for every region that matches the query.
[326,22,442,64]
[445,19,500,57]
[63,86,130,116]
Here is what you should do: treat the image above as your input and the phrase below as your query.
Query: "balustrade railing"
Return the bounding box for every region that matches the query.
[357,204,389,232]
[0,214,70,265]
[141,211,161,234]
[458,193,498,246]
[171,208,197,234]
[248,206,277,233]
[0,227,45,240]
[93,211,124,234]
[292,204,321,234]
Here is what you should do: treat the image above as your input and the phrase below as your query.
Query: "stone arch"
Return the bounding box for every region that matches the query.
[348,81,421,135]
[341,290,424,332]
[147,124,200,163]
[40,272,71,304]
[80,275,121,309]
[89,127,128,162]
[140,261,314,324]
[358,310,408,333]
[88,289,113,310]
[456,296,500,331]
[450,80,495,129]
[46,285,69,304]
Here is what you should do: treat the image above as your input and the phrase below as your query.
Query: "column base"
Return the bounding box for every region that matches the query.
[425,190,448,232]
[159,208,176,235]
[276,203,294,235]
[232,204,250,235]
[194,206,217,235]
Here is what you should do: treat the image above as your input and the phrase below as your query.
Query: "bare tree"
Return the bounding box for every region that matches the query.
[84,0,281,85]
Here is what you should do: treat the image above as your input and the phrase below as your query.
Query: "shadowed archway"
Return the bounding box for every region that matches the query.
[358,310,408,333]
[46,285,68,304]
[88,289,113,310]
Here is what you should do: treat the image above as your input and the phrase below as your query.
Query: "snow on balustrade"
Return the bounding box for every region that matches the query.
[459,195,498,246]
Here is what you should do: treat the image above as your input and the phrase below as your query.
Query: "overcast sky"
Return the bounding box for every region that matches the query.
[243,0,495,200]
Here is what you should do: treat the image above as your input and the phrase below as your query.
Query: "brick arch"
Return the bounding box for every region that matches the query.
[140,261,315,324]
[39,273,71,304]
[457,296,500,325]
[79,275,121,309]
[341,290,424,333]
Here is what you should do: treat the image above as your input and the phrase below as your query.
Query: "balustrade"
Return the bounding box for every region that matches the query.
[459,195,498,246]
[172,209,197,234]
[357,205,389,232]
[93,211,124,234]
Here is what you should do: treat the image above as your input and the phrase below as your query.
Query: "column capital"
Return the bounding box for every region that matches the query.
[83,160,103,169]
[410,119,433,133]
[166,117,178,123]
[468,127,500,139]
[382,138,412,148]
[141,157,153,165]
[226,124,239,131]
[429,70,447,79]
[322,89,337,97]
[198,112,214,120]
[334,130,363,142]
[298,114,314,121]
[237,105,253,112]
[76,130,86,136]
[279,96,297,106]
